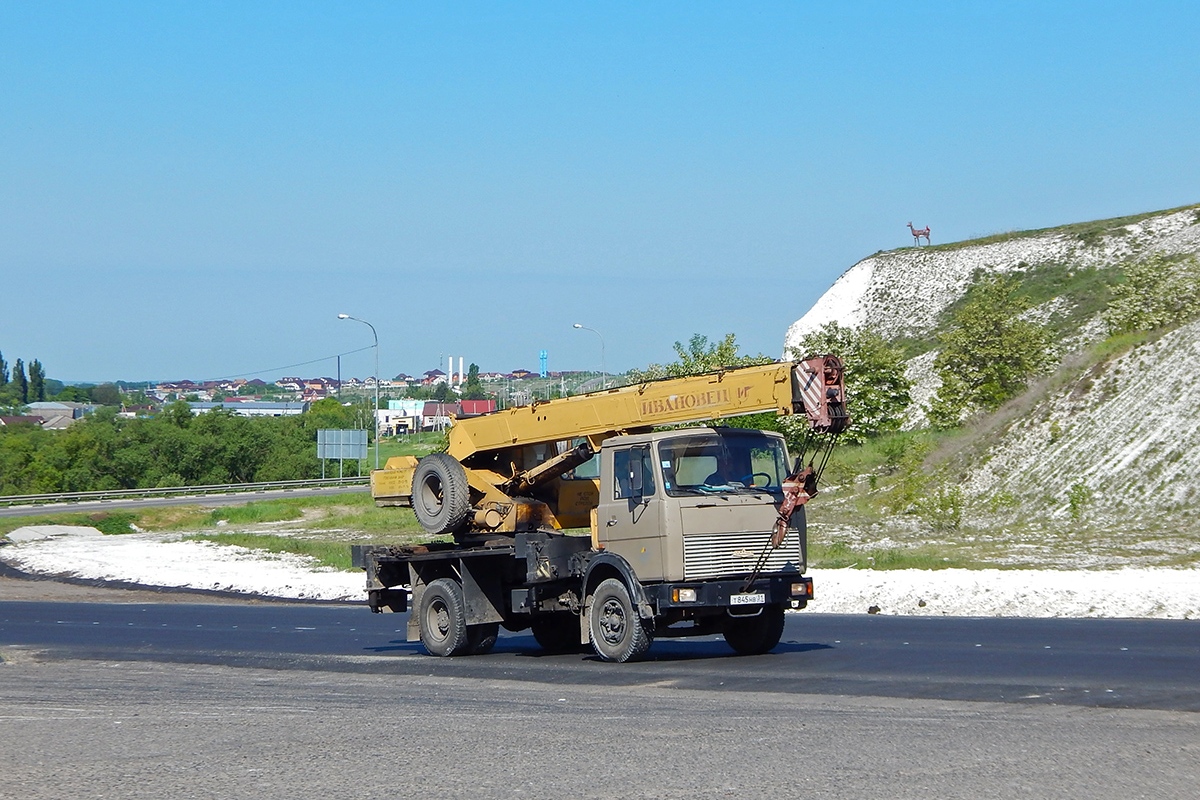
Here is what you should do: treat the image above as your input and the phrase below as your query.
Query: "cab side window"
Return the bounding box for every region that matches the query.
[613,446,655,500]
[562,437,600,480]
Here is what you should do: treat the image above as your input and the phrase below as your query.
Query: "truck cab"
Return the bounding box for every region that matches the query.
[597,427,806,584]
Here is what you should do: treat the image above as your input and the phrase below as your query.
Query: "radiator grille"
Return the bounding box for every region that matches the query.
[682,530,802,581]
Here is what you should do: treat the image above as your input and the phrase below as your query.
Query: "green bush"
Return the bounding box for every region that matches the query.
[89,512,139,535]
[929,275,1053,426]
[1103,254,1200,334]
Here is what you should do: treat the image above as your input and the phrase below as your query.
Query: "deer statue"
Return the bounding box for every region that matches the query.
[907,222,931,246]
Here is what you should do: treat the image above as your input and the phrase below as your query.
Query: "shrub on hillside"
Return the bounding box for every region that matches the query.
[928,275,1052,427]
[1103,254,1200,334]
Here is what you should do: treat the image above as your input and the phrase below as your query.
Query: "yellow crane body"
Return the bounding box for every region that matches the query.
[371,357,846,537]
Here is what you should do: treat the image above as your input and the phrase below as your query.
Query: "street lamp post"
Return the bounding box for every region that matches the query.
[572,323,607,389]
[338,313,380,470]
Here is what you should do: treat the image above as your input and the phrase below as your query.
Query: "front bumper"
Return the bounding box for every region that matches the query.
[646,574,812,612]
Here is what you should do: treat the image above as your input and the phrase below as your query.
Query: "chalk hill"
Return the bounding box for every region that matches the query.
[785,204,1200,530]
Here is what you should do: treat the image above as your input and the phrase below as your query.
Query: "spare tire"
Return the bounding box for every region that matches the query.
[412,453,471,535]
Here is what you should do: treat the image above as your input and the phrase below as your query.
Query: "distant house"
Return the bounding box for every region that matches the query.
[186,401,308,418]
[152,380,204,400]
[459,400,497,417]
[421,401,460,430]
[378,400,424,435]
[24,401,97,430]
[116,404,158,419]
[0,415,42,427]
[508,369,534,379]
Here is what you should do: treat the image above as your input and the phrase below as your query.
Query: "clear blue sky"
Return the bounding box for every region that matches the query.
[2,1,1197,384]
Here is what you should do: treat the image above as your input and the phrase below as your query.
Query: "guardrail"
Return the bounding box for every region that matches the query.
[0,476,370,508]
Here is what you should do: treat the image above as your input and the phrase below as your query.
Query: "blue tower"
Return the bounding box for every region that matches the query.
[539,350,548,378]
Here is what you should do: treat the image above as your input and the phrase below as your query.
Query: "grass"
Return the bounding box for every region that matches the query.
[203,501,305,526]
[182,532,358,571]
[375,431,447,463]
[892,263,1124,362]
[0,510,143,537]
[895,202,1200,253]
[809,539,980,570]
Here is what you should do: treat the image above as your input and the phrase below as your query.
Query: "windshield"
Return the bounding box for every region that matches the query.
[658,430,790,496]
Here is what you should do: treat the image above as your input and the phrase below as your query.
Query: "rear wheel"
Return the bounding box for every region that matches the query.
[412,454,471,535]
[588,578,653,663]
[531,615,582,653]
[723,604,786,656]
[419,578,470,657]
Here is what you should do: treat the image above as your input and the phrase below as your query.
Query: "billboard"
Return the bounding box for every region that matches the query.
[317,429,368,461]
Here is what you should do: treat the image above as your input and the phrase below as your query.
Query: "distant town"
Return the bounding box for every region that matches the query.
[1,362,612,436]
[150,366,569,403]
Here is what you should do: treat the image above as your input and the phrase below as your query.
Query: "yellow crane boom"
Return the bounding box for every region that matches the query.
[372,357,846,536]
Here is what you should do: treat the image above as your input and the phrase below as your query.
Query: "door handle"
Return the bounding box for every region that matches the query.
[606,518,617,527]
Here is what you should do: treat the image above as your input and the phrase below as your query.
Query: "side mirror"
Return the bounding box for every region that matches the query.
[629,456,644,497]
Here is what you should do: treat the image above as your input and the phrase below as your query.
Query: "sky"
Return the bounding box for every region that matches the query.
[2,1,1198,384]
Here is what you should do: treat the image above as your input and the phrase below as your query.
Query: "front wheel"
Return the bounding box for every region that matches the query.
[723,604,786,656]
[588,578,653,663]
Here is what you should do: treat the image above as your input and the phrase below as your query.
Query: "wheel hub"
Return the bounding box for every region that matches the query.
[600,598,626,645]
[429,601,450,640]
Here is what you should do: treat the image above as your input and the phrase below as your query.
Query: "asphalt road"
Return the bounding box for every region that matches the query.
[3,599,1198,799]
[3,600,1198,711]
[0,484,369,518]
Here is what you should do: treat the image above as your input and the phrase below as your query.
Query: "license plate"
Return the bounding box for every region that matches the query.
[730,592,765,606]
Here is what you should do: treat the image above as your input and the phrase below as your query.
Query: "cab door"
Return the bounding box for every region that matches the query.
[599,444,665,582]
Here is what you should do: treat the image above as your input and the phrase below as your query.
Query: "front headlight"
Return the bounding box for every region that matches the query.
[672,587,698,603]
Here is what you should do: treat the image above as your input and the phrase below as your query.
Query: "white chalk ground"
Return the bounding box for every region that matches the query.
[3,525,1199,618]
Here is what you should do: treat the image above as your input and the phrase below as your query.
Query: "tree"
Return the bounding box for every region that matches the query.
[629,333,772,382]
[1104,254,1200,334]
[791,322,912,443]
[90,383,122,406]
[28,359,45,402]
[461,363,488,400]
[303,397,358,435]
[12,359,27,404]
[53,385,89,402]
[629,333,781,433]
[163,400,194,428]
[433,382,451,402]
[928,275,1052,428]
[0,351,7,386]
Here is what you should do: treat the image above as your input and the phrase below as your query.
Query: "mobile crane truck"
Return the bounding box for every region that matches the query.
[351,357,847,662]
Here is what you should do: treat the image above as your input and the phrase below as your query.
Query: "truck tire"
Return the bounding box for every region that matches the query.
[467,623,499,655]
[531,614,582,653]
[588,578,653,663]
[723,604,786,656]
[419,578,471,656]
[412,453,471,535]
